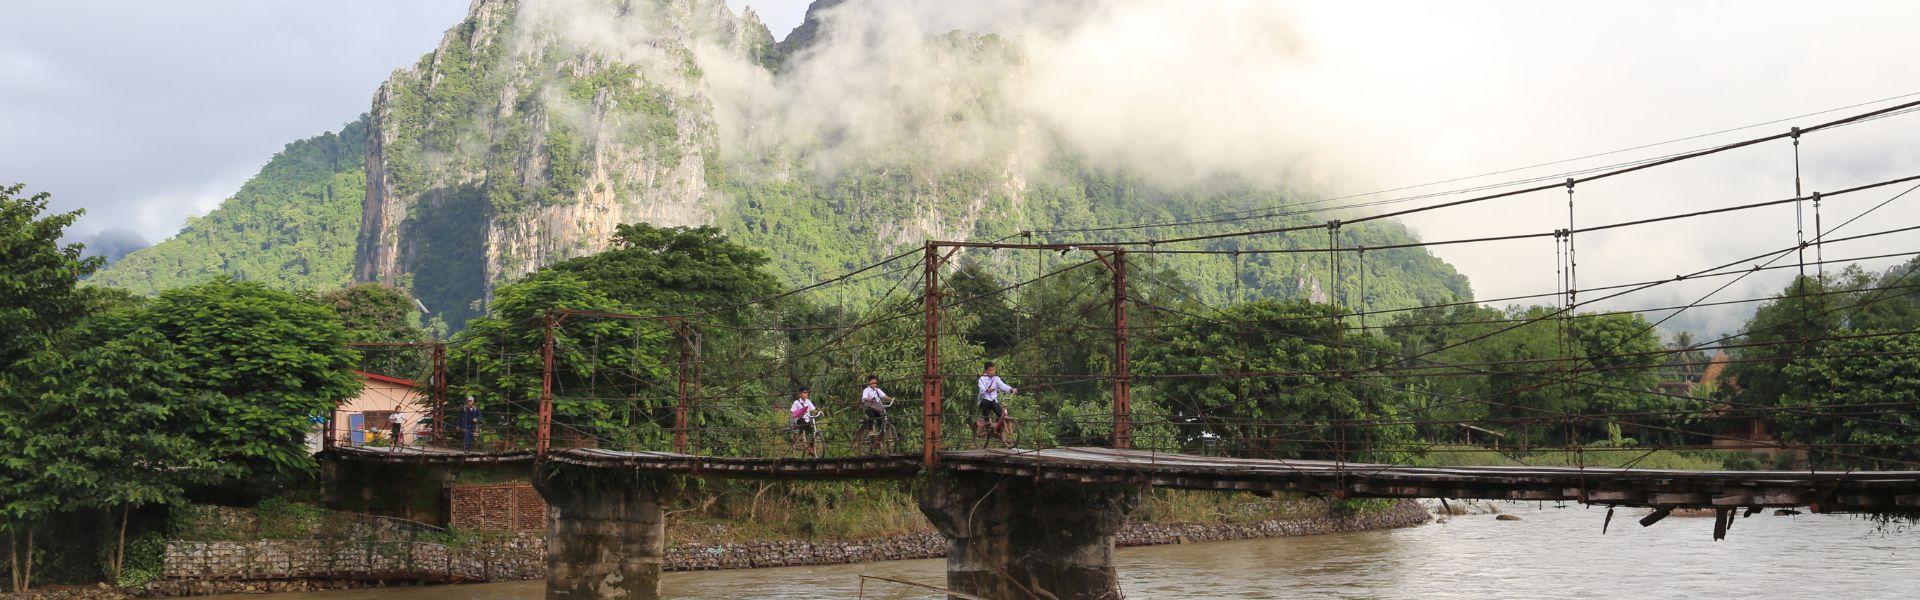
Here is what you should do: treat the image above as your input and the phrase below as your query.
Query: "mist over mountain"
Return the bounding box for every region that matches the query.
[70,228,150,265]
[96,0,1471,328]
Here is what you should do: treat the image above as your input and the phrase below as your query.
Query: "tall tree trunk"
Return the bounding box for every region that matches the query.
[114,505,130,581]
[23,526,32,592]
[8,525,19,593]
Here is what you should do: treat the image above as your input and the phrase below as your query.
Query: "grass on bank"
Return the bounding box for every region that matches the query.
[1400,445,1775,470]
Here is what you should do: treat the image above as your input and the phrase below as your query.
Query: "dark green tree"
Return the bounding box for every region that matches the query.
[0,184,103,591]
[13,327,229,582]
[1137,300,1415,459]
[0,184,102,391]
[450,226,800,452]
[321,283,426,341]
[525,224,782,320]
[450,275,672,449]
[101,279,361,486]
[321,283,431,378]
[1778,334,1920,467]
[1729,259,1920,467]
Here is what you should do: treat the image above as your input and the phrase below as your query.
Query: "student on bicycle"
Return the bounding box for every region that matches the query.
[789,387,818,438]
[976,362,1017,442]
[859,374,890,433]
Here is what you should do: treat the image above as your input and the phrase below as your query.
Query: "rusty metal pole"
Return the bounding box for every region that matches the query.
[673,319,691,455]
[1111,249,1132,450]
[922,242,943,467]
[431,343,447,449]
[538,311,556,459]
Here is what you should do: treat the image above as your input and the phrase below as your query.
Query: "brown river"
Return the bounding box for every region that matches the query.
[211,502,1917,599]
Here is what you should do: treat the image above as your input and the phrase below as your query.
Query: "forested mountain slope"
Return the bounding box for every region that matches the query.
[92,117,368,294]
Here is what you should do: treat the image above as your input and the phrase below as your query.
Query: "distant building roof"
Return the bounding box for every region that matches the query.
[356,370,419,388]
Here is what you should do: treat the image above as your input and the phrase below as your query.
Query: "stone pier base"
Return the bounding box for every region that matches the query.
[536,467,677,600]
[918,471,1140,600]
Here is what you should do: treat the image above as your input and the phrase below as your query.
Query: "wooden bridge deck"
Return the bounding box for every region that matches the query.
[324,446,1920,511]
[548,448,922,478]
[942,448,1920,511]
[323,445,536,464]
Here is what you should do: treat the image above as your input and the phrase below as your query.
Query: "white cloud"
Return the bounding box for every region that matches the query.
[697,0,1920,337]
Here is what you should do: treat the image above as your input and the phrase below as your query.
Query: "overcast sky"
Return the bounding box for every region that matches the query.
[4,1,1918,338]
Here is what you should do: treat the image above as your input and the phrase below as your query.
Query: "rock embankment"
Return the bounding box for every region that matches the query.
[1115,499,1432,546]
[116,499,1429,595]
[664,499,1431,571]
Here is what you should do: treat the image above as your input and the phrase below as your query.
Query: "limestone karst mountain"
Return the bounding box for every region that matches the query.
[97,0,1471,328]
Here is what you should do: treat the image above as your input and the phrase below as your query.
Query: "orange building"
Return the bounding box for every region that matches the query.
[328,371,431,447]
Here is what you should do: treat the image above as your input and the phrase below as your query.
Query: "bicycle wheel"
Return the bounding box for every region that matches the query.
[857,423,878,455]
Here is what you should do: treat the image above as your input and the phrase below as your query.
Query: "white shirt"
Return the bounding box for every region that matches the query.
[789,397,816,421]
[861,386,889,408]
[387,412,406,425]
[978,375,1013,402]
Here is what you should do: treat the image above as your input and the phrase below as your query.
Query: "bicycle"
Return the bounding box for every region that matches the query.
[971,396,1018,449]
[786,409,825,458]
[854,397,899,455]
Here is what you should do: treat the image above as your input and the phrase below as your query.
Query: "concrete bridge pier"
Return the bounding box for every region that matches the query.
[919,470,1141,600]
[536,466,678,600]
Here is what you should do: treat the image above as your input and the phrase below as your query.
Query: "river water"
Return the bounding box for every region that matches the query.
[210,503,1917,599]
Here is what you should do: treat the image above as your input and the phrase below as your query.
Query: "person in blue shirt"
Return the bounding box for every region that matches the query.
[459,396,482,451]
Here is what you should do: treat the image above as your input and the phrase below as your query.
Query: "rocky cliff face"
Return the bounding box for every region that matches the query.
[355,0,776,323]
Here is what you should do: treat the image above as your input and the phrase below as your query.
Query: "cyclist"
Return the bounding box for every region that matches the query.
[859,374,890,432]
[857,374,894,451]
[976,362,1017,444]
[788,387,818,442]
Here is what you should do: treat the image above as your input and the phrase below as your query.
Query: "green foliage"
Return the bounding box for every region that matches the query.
[109,529,163,588]
[0,184,107,591]
[454,274,674,448]
[1406,445,1730,470]
[13,327,230,512]
[526,223,783,317]
[0,195,358,589]
[322,283,432,376]
[1382,304,1677,447]
[0,183,102,376]
[1137,299,1415,459]
[321,282,426,342]
[91,117,369,294]
[1724,260,1920,467]
[1778,334,1920,466]
[98,279,361,485]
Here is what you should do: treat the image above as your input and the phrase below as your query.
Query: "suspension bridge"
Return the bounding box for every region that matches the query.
[324,98,1920,600]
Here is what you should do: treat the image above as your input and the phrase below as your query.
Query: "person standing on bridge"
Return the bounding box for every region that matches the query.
[460,396,481,451]
[976,362,1017,445]
[388,405,407,448]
